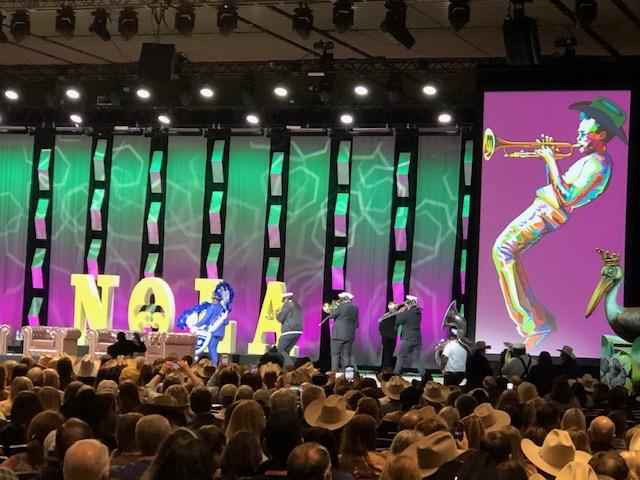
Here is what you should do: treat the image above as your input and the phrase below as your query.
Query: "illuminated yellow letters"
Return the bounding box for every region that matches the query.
[128,277,176,332]
[71,274,120,341]
[247,281,287,355]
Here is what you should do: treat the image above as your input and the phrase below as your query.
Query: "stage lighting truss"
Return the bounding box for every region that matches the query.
[89,8,111,41]
[217,0,238,36]
[10,9,30,42]
[118,7,138,40]
[174,1,195,36]
[55,4,75,38]
[332,0,353,34]
[448,0,470,31]
[380,0,415,49]
[575,0,597,28]
[292,2,313,40]
[0,13,7,43]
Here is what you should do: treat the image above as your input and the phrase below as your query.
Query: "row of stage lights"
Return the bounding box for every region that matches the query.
[1,82,452,126]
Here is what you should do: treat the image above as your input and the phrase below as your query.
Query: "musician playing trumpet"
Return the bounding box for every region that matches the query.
[393,295,425,377]
[492,97,628,347]
[378,301,399,369]
[276,292,303,367]
[327,292,359,371]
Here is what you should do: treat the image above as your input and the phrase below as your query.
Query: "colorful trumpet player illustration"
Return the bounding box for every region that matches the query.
[486,97,629,346]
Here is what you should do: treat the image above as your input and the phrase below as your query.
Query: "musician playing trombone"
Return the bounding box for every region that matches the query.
[492,97,628,347]
[327,292,359,371]
[276,292,303,367]
[393,295,425,377]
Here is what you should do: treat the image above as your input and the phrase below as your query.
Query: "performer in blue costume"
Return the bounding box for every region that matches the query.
[176,281,235,362]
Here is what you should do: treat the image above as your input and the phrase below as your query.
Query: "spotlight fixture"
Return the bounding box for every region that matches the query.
[422,84,437,96]
[89,8,111,41]
[10,10,30,42]
[136,87,151,99]
[380,0,415,49]
[175,2,196,36]
[448,0,470,31]
[158,114,171,125]
[575,0,597,28]
[333,0,354,33]
[55,5,75,38]
[69,113,83,124]
[4,89,19,101]
[340,113,354,125]
[354,84,369,96]
[199,86,214,98]
[273,85,289,98]
[65,88,80,100]
[118,7,138,40]
[246,113,260,125]
[438,113,452,123]
[292,2,313,40]
[217,0,238,36]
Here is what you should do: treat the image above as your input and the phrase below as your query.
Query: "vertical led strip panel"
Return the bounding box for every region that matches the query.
[200,133,230,280]
[0,134,34,329]
[331,139,352,292]
[23,134,56,326]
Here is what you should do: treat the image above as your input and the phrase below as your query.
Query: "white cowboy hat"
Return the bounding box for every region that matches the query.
[521,429,591,476]
[73,355,100,377]
[555,461,598,480]
[404,431,465,477]
[381,376,411,401]
[473,403,511,432]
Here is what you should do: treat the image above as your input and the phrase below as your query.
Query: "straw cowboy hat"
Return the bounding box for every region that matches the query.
[102,355,136,370]
[473,403,511,432]
[404,431,465,477]
[304,394,355,430]
[555,461,598,480]
[259,362,282,378]
[37,354,54,369]
[422,381,451,404]
[558,345,576,359]
[73,355,100,377]
[418,405,437,419]
[577,374,598,393]
[381,376,411,401]
[522,429,591,476]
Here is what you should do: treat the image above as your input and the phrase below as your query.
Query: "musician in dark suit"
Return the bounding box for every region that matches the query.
[276,292,303,367]
[393,295,425,376]
[378,302,399,370]
[328,292,359,371]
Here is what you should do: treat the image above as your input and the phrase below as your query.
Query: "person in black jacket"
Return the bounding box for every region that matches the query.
[378,301,399,370]
[557,345,581,379]
[107,332,147,358]
[393,295,424,377]
[527,351,556,396]
[464,341,493,391]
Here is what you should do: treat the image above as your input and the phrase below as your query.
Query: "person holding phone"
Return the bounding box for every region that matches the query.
[276,292,304,367]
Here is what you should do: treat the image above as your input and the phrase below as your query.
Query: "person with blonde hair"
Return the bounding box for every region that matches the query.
[380,454,420,480]
[225,399,265,442]
[38,386,62,411]
[562,407,587,431]
[389,430,424,456]
[42,369,60,390]
[568,428,591,454]
[0,377,34,417]
[461,414,485,449]
[500,424,537,476]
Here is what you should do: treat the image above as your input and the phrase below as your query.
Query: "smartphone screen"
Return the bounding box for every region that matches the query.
[345,367,355,381]
[220,355,229,366]
[454,422,464,441]
[507,382,514,390]
[251,365,258,374]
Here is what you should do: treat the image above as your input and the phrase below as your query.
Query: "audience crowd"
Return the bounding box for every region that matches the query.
[0,345,635,480]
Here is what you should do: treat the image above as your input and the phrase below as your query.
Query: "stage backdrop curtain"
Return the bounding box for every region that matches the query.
[163,136,207,318]
[0,134,34,329]
[105,136,151,329]
[284,137,331,356]
[222,137,270,351]
[346,136,394,366]
[411,135,462,367]
[48,136,92,326]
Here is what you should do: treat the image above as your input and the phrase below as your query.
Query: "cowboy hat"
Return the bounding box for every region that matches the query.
[422,381,450,404]
[522,429,591,475]
[259,362,282,378]
[555,461,598,480]
[577,374,598,393]
[304,394,355,430]
[381,376,411,401]
[558,345,576,359]
[473,403,511,432]
[404,431,465,477]
[569,97,628,145]
[73,355,100,377]
[37,354,54,369]
[418,405,437,419]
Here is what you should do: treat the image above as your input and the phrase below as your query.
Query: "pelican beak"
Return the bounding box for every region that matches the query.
[585,276,616,317]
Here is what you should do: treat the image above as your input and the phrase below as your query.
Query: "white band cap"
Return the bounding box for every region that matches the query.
[338,292,354,299]
[282,292,293,298]
[406,295,418,302]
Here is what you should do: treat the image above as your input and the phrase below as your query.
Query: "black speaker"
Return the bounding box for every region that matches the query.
[138,43,177,82]
[503,16,541,66]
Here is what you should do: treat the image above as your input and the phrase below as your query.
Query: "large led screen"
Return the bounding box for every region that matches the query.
[476,91,631,358]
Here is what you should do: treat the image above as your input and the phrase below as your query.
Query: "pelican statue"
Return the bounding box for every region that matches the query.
[585,248,640,343]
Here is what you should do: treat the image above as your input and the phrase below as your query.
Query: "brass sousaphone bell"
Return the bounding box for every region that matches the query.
[482,128,579,161]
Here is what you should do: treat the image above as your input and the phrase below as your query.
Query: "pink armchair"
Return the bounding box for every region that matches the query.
[0,325,12,355]
[87,329,130,357]
[22,326,81,357]
[142,332,197,361]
